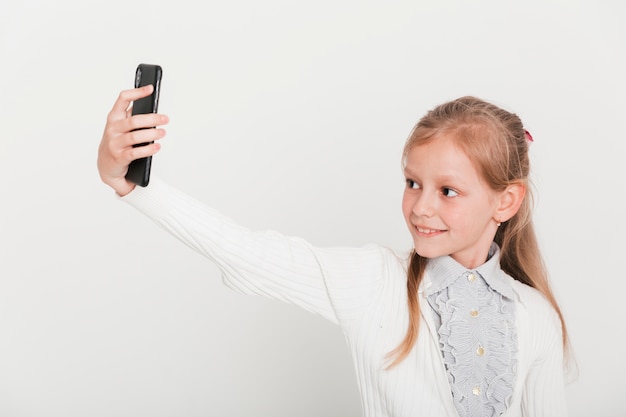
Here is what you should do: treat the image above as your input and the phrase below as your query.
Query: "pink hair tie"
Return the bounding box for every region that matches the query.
[524,130,533,143]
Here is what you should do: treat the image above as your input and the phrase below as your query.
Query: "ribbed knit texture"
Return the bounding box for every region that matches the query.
[122,177,567,417]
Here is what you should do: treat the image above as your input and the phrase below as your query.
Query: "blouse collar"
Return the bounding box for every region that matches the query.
[421,243,515,299]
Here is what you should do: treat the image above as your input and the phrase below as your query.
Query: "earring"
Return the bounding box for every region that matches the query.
[496,219,502,227]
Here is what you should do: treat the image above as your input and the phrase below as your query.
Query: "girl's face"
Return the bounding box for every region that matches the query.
[402,135,501,269]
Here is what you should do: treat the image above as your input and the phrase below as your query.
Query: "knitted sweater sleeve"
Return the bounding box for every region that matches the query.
[120,177,386,325]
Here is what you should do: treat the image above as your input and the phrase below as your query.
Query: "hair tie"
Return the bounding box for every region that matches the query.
[524,130,533,144]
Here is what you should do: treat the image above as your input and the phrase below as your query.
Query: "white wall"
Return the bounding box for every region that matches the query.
[1,0,624,416]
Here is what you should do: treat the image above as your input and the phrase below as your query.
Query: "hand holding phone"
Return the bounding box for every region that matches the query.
[125,63,163,187]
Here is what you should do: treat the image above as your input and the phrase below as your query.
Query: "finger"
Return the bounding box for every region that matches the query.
[127,141,162,162]
[108,85,154,122]
[122,113,169,133]
[125,127,167,147]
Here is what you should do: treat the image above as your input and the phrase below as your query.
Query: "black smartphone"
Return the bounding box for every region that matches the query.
[125,63,163,187]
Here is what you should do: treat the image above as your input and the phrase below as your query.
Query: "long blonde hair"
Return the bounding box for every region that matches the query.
[387,96,569,367]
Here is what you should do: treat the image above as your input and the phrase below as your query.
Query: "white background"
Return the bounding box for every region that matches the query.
[1,0,625,416]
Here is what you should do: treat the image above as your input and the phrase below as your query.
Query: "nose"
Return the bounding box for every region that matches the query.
[412,191,436,218]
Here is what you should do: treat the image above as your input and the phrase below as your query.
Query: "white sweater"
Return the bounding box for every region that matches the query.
[122,178,567,417]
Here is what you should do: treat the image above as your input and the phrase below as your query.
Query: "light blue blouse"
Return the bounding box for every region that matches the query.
[424,244,518,417]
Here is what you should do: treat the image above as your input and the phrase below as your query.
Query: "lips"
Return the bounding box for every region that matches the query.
[414,225,446,236]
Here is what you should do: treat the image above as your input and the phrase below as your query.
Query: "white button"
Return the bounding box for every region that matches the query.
[467,273,477,283]
[470,309,479,317]
[472,386,481,395]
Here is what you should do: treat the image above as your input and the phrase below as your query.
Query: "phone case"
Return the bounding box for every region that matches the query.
[125,63,163,187]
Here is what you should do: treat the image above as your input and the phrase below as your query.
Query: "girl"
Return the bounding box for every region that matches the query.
[98,88,569,417]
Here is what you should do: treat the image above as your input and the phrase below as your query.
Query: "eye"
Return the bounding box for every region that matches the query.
[406,179,420,190]
[442,187,459,197]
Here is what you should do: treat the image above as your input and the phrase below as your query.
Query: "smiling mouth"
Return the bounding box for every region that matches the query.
[416,227,445,235]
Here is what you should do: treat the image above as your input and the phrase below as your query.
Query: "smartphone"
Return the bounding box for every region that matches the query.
[125,63,163,187]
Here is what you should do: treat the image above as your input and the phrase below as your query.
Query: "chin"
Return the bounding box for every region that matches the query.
[412,245,444,260]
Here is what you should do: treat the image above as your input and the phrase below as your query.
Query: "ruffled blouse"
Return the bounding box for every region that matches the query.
[424,244,518,417]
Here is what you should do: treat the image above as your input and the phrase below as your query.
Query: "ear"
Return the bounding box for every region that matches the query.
[494,182,526,223]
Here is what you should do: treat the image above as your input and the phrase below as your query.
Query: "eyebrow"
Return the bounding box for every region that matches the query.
[403,167,418,177]
[403,167,465,185]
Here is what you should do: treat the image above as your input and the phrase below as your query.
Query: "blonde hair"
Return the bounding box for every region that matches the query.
[387,96,569,367]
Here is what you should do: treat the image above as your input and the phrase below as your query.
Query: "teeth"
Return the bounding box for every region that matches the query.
[417,227,437,234]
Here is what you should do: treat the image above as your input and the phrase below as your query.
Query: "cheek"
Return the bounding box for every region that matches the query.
[401,192,413,220]
[439,206,466,229]
[445,205,488,235]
